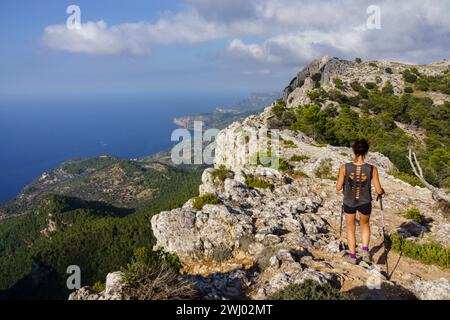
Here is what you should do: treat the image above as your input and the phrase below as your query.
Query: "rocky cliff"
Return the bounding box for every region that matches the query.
[71,57,450,300]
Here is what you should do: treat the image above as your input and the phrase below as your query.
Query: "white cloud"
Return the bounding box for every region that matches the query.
[42,0,450,67]
[43,21,148,55]
[43,10,231,55]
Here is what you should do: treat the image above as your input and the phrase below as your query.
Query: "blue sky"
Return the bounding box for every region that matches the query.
[1,0,449,97]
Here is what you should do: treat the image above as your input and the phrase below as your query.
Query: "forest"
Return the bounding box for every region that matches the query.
[272,67,450,188]
[0,164,202,299]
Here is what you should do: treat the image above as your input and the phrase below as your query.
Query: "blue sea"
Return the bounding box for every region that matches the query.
[0,93,241,203]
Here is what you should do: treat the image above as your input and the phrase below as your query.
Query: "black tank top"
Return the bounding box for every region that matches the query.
[343,163,373,207]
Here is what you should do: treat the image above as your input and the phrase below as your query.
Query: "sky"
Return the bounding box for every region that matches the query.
[0,0,449,97]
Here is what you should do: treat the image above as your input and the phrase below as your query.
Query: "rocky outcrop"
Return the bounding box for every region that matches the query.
[283,56,335,100]
[69,271,125,301]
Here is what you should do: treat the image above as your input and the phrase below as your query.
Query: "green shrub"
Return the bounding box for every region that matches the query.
[415,78,430,91]
[365,82,377,90]
[122,247,196,300]
[404,86,414,94]
[289,155,310,162]
[333,78,345,90]
[210,165,234,182]
[314,159,336,180]
[291,170,310,178]
[270,280,355,300]
[307,88,328,102]
[369,62,378,67]
[244,175,274,190]
[278,158,293,172]
[403,70,418,83]
[385,67,393,74]
[271,101,296,128]
[92,281,106,293]
[355,58,362,64]
[193,193,221,210]
[405,207,425,224]
[382,81,394,95]
[351,81,364,92]
[387,234,450,269]
[311,73,322,83]
[411,67,420,75]
[388,170,425,188]
[283,139,296,148]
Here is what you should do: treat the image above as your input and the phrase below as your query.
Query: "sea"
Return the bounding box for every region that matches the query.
[0,93,242,203]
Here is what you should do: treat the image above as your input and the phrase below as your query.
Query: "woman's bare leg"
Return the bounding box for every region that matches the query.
[360,213,371,248]
[345,213,356,254]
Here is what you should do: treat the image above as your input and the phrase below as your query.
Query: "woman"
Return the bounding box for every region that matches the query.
[336,139,384,264]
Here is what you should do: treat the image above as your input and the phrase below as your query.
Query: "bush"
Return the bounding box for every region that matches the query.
[283,139,296,148]
[278,158,293,172]
[290,155,310,162]
[369,62,378,67]
[270,280,355,300]
[404,87,414,94]
[122,247,196,300]
[314,159,335,180]
[403,70,418,83]
[271,101,296,128]
[333,78,345,90]
[210,165,234,182]
[415,79,430,91]
[290,170,310,178]
[307,88,328,102]
[193,193,221,210]
[365,82,377,90]
[385,67,393,74]
[92,281,106,293]
[244,175,274,190]
[311,73,322,82]
[387,234,449,268]
[382,81,394,95]
[405,207,425,224]
[355,58,362,64]
[351,81,365,92]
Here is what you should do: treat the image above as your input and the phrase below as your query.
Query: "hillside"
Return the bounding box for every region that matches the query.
[0,163,203,299]
[0,156,202,217]
[71,57,450,301]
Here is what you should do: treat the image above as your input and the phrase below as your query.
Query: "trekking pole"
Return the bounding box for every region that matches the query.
[377,194,385,240]
[339,204,344,238]
[377,193,390,276]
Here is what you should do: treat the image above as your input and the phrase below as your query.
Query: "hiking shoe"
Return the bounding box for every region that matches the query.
[345,254,358,265]
[361,250,372,264]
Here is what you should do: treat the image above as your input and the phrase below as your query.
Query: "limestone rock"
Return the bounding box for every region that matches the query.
[412,278,450,300]
[104,272,125,300]
[68,287,101,300]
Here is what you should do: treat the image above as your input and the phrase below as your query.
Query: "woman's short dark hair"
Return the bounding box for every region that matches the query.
[352,139,370,156]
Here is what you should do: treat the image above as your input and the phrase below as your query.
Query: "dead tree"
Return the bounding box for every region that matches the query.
[408,148,450,208]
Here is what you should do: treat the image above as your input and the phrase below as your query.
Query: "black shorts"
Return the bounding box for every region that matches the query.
[344,203,372,215]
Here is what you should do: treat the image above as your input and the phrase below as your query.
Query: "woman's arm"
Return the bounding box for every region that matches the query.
[336,164,346,193]
[372,166,384,195]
